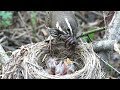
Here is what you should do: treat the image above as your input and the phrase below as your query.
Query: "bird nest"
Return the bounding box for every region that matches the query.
[1,39,104,79]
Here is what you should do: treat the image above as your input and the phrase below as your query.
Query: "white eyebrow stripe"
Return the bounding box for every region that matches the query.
[56,21,66,34]
[65,18,73,36]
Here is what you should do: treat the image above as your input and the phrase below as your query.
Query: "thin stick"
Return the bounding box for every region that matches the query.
[2,28,32,31]
[77,27,105,39]
[103,11,108,30]
[90,11,103,17]
[14,32,27,39]
[42,54,47,62]
[75,12,88,24]
[18,12,33,43]
[95,53,120,75]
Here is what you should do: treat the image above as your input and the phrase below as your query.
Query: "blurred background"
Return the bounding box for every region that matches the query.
[0,11,114,51]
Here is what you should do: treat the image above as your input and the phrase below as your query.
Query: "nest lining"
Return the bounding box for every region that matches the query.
[1,40,104,79]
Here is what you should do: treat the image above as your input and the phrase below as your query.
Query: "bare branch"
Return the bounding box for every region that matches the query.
[93,40,118,52]
[104,11,120,40]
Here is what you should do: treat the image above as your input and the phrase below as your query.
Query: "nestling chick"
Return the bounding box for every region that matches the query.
[64,58,75,74]
[55,58,75,75]
[46,57,58,75]
[55,61,67,75]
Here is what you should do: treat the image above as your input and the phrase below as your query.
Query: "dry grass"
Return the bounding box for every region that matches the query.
[0,39,104,79]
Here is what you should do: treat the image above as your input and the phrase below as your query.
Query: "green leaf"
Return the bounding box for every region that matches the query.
[31,11,37,27]
[0,11,12,19]
[0,11,5,16]
[88,33,94,40]
[0,11,13,27]
[86,27,96,41]
[82,36,89,42]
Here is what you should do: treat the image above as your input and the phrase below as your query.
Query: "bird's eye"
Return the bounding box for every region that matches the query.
[67,28,70,32]
[67,29,71,35]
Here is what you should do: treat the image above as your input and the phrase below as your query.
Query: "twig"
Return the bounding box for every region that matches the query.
[35,24,45,30]
[103,11,108,30]
[90,11,103,17]
[14,32,27,39]
[6,37,21,46]
[2,25,44,33]
[11,31,18,39]
[42,54,47,62]
[2,28,32,31]
[75,12,88,24]
[0,36,7,43]
[77,27,105,39]
[95,53,120,75]
[18,12,33,43]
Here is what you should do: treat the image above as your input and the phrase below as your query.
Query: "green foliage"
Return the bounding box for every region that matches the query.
[82,36,90,42]
[0,11,13,28]
[30,11,38,39]
[89,33,94,40]
[30,11,37,28]
[82,27,96,42]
